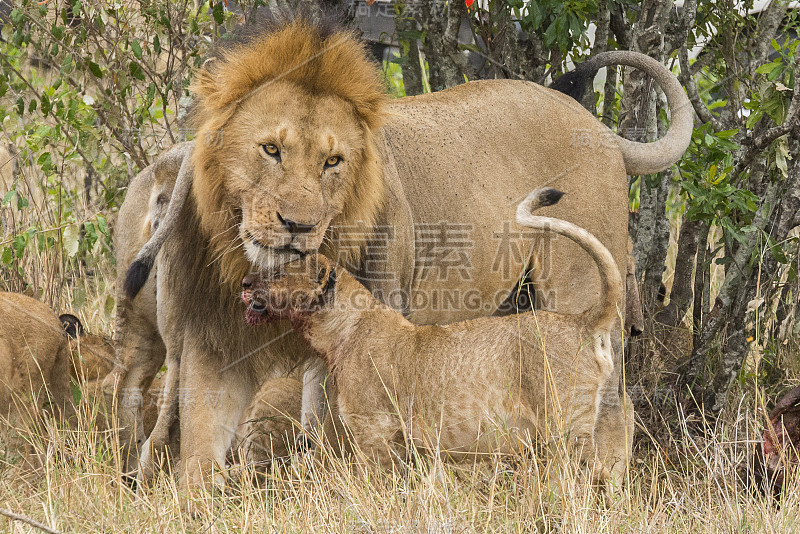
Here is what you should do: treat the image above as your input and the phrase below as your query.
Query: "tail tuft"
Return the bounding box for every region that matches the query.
[516,188,565,224]
[549,56,601,102]
[539,188,565,208]
[124,257,155,299]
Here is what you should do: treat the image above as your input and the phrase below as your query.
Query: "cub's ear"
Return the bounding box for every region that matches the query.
[323,268,337,297]
[313,255,336,299]
[60,313,83,339]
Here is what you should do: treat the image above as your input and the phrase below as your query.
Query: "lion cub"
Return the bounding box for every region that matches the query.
[241,189,626,481]
[0,292,74,426]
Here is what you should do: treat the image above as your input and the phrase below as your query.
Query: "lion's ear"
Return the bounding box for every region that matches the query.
[60,313,83,339]
[191,58,222,106]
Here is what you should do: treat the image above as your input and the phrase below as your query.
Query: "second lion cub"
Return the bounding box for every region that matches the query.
[242,188,629,481]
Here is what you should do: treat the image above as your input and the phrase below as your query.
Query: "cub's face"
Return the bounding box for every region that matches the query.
[207,81,368,272]
[241,254,335,325]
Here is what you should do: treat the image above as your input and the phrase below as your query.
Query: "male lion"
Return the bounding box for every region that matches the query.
[115,16,691,487]
[240,188,625,480]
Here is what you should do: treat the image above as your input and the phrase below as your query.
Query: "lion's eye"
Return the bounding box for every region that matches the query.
[262,144,281,161]
[325,155,341,168]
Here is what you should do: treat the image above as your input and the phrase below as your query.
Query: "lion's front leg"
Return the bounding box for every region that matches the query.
[300,358,330,443]
[178,338,253,490]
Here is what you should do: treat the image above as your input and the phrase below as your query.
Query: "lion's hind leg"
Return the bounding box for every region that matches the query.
[137,331,182,485]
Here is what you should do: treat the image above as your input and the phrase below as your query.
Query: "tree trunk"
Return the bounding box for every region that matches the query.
[394,5,424,96]
[620,0,673,312]
[418,0,468,92]
[656,216,702,327]
[691,221,710,342]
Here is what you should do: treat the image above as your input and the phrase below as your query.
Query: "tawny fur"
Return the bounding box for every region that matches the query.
[103,142,189,472]
[62,321,115,383]
[112,15,693,488]
[243,189,629,481]
[0,292,75,436]
[232,377,303,467]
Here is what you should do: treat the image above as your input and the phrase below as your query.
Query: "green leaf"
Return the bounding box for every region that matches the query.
[755,62,778,76]
[12,234,28,257]
[746,110,763,129]
[767,66,783,81]
[97,214,108,236]
[87,61,103,78]
[40,93,51,115]
[212,2,224,25]
[37,152,52,171]
[1,247,12,265]
[128,61,145,81]
[153,34,161,55]
[131,40,143,60]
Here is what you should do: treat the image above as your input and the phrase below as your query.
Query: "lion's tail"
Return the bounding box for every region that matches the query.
[123,143,195,299]
[515,188,623,334]
[549,51,692,176]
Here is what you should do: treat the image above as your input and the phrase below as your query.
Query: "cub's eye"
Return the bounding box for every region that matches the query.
[325,155,341,168]
[262,144,281,161]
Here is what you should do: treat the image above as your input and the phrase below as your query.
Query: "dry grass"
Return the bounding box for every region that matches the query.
[1,386,799,534]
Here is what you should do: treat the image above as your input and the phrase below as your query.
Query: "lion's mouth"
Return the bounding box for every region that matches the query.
[242,289,270,326]
[244,230,308,256]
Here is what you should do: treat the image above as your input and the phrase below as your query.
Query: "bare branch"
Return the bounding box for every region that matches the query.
[678,43,724,131]
[0,508,65,534]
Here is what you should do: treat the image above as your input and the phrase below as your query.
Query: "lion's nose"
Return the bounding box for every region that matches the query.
[277,212,316,234]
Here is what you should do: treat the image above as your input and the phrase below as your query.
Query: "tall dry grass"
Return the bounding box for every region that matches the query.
[1,379,799,534]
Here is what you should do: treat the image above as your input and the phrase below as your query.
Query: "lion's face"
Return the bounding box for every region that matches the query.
[204,81,371,272]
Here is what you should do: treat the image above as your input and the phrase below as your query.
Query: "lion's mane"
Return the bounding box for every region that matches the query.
[187,16,390,288]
